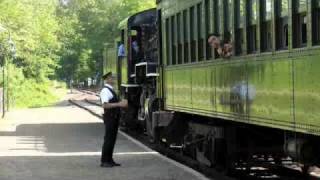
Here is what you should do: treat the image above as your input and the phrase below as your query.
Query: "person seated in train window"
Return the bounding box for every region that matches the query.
[118,43,125,58]
[208,34,233,58]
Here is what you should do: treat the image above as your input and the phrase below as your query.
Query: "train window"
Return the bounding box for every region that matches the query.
[212,0,220,58]
[171,16,177,65]
[197,3,204,61]
[177,12,183,64]
[292,0,307,48]
[165,18,170,65]
[205,0,212,59]
[183,10,189,63]
[224,0,233,44]
[247,0,257,54]
[190,6,196,62]
[213,0,220,34]
[275,0,289,50]
[224,0,232,32]
[312,0,320,45]
[235,0,245,55]
[261,0,273,52]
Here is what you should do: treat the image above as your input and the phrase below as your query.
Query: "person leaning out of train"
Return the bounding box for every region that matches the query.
[208,34,233,58]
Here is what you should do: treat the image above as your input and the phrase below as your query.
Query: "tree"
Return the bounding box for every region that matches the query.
[56,0,156,84]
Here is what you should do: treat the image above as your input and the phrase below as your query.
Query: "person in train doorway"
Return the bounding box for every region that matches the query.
[131,39,141,60]
[100,72,128,168]
[118,43,125,58]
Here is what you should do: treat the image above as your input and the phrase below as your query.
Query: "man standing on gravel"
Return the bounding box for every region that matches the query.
[100,72,128,168]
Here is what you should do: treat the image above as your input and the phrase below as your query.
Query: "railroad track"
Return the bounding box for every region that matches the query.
[72,89,319,180]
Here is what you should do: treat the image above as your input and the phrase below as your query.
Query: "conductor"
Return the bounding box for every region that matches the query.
[100,72,128,168]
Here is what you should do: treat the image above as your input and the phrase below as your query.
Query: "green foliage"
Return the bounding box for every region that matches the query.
[0,63,66,108]
[0,0,64,108]
[0,0,60,82]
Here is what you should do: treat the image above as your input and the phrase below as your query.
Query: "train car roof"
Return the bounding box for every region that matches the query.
[118,8,156,30]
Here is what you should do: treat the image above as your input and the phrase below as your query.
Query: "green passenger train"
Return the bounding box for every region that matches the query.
[104,0,320,170]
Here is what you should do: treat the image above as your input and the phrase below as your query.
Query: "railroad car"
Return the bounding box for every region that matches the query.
[103,0,320,173]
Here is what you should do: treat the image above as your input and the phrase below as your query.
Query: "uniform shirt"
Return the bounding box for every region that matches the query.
[100,84,114,104]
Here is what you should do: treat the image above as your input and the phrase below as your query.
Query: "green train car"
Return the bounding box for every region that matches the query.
[105,0,320,171]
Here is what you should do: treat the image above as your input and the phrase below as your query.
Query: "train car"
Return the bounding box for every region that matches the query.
[108,0,320,172]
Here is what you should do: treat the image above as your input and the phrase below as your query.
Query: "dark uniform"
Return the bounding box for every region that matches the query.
[101,86,121,164]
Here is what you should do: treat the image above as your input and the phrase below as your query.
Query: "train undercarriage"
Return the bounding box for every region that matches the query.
[121,83,320,178]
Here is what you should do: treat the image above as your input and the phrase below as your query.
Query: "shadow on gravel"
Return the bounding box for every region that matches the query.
[0,123,103,153]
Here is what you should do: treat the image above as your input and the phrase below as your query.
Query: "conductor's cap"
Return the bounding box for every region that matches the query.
[102,72,113,80]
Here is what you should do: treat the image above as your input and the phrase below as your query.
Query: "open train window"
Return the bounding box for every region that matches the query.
[275,0,289,50]
[235,29,244,55]
[177,12,183,64]
[224,0,232,33]
[197,3,204,61]
[212,0,220,58]
[183,10,189,63]
[292,0,307,48]
[261,0,273,52]
[190,6,196,62]
[235,0,245,55]
[171,16,177,65]
[312,0,320,45]
[224,0,233,54]
[247,0,257,54]
[247,25,257,53]
[165,18,170,65]
[205,0,212,59]
[213,0,220,34]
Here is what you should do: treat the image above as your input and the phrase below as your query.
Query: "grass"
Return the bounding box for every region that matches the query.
[11,80,68,109]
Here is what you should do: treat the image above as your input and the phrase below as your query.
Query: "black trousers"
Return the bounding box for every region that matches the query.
[101,114,119,163]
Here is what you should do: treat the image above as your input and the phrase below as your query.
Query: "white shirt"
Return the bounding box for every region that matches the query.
[100,84,114,104]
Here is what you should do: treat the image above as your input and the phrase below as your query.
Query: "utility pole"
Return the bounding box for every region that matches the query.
[7,34,16,111]
[0,25,7,118]
[0,25,16,117]
[2,55,5,118]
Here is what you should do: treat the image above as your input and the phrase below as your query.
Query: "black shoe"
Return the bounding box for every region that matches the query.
[110,161,121,166]
[100,162,113,168]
